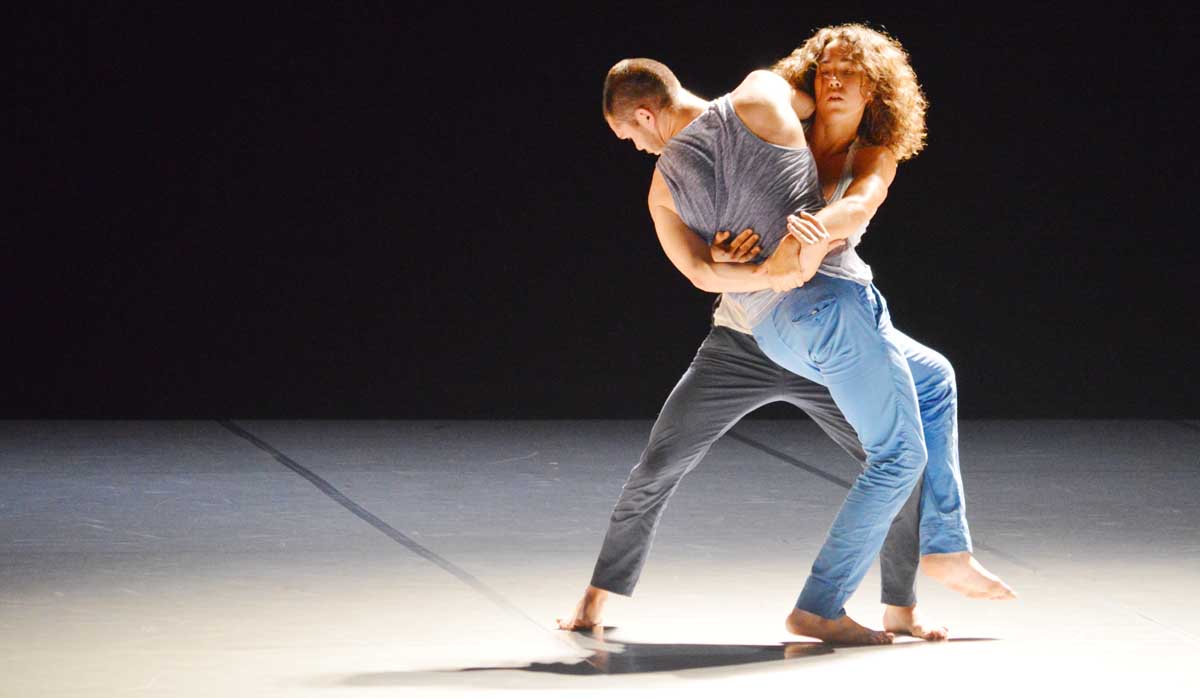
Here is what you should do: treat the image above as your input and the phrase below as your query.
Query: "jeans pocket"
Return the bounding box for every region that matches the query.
[785,294,840,365]
[789,295,838,324]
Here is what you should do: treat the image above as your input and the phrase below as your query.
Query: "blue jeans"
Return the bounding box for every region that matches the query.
[752,275,972,619]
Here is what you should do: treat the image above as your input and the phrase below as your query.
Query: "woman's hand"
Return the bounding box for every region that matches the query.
[787,211,830,243]
[753,235,806,291]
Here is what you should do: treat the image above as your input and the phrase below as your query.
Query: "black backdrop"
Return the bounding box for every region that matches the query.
[8,3,1198,418]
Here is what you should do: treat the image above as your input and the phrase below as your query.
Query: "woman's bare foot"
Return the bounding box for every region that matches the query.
[785,607,894,645]
[883,604,948,641]
[921,552,1016,600]
[556,585,609,631]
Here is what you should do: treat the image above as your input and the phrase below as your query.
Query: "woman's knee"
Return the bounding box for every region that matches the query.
[903,438,928,473]
[935,354,957,393]
[916,352,957,408]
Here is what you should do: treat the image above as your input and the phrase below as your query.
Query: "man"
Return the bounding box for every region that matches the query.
[563,27,1011,645]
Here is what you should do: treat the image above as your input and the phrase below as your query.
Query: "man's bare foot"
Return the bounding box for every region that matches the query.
[556,585,609,631]
[785,607,894,645]
[921,552,1016,600]
[883,604,948,641]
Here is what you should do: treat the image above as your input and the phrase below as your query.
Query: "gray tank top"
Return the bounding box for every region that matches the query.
[656,95,825,327]
[814,138,873,285]
[705,128,875,334]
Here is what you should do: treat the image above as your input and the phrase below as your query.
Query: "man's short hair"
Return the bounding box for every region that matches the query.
[603,58,680,122]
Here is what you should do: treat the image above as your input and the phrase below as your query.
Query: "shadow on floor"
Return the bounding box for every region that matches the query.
[337,628,996,687]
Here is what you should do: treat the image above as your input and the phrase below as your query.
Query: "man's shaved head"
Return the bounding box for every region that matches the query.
[602,58,680,122]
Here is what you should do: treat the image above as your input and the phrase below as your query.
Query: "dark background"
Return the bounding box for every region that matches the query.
[8,3,1198,419]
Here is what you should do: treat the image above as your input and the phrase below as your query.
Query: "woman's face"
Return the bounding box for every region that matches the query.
[813,40,873,120]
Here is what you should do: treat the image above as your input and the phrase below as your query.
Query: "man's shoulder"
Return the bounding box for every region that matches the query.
[729,72,801,144]
[729,71,792,112]
[732,70,791,97]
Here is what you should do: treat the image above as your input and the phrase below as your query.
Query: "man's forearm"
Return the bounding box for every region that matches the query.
[691,259,774,293]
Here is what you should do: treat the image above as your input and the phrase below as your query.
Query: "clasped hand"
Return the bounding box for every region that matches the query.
[709,212,840,292]
[710,228,761,263]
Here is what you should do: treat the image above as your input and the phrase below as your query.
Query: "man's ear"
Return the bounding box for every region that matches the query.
[634,107,656,130]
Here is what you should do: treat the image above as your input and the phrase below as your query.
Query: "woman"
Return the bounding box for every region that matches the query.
[731,25,1014,636]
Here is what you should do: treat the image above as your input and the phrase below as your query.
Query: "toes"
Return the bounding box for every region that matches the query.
[988,584,1017,600]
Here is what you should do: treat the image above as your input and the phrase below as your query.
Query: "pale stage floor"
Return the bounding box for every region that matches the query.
[2,419,1198,696]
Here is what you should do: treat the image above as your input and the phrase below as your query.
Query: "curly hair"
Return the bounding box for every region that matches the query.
[772,24,927,161]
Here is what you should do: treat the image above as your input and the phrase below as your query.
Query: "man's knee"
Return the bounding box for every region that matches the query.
[630,436,703,488]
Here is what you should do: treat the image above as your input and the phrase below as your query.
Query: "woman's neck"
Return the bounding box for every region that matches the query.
[808,112,860,157]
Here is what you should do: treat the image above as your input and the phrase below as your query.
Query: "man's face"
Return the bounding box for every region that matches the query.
[607,109,666,155]
[814,41,872,118]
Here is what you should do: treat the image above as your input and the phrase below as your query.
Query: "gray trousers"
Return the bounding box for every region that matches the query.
[591,326,921,607]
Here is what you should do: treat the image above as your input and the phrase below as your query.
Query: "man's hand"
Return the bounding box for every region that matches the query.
[711,228,760,263]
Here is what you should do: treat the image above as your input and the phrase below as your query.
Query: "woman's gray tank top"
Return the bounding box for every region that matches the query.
[814,137,873,285]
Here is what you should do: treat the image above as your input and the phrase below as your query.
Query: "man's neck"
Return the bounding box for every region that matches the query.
[661,91,709,143]
[809,111,860,157]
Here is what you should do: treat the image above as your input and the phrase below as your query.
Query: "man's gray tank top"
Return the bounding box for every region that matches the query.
[657,95,872,329]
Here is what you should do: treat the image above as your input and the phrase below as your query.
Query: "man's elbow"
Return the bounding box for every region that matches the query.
[684,264,719,293]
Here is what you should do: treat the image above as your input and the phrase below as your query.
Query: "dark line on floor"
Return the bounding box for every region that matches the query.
[725,431,855,489]
[1171,419,1200,436]
[1135,611,1200,644]
[217,419,561,635]
[727,428,1040,573]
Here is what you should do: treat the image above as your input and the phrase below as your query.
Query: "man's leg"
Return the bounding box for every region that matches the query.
[589,328,784,595]
[879,481,920,607]
[559,327,790,630]
[877,476,950,639]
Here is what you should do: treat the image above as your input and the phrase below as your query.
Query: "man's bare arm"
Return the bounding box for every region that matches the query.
[648,170,797,293]
[729,70,809,149]
[791,88,815,121]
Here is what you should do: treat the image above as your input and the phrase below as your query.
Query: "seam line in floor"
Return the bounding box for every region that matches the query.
[216,419,591,658]
[726,428,1040,573]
